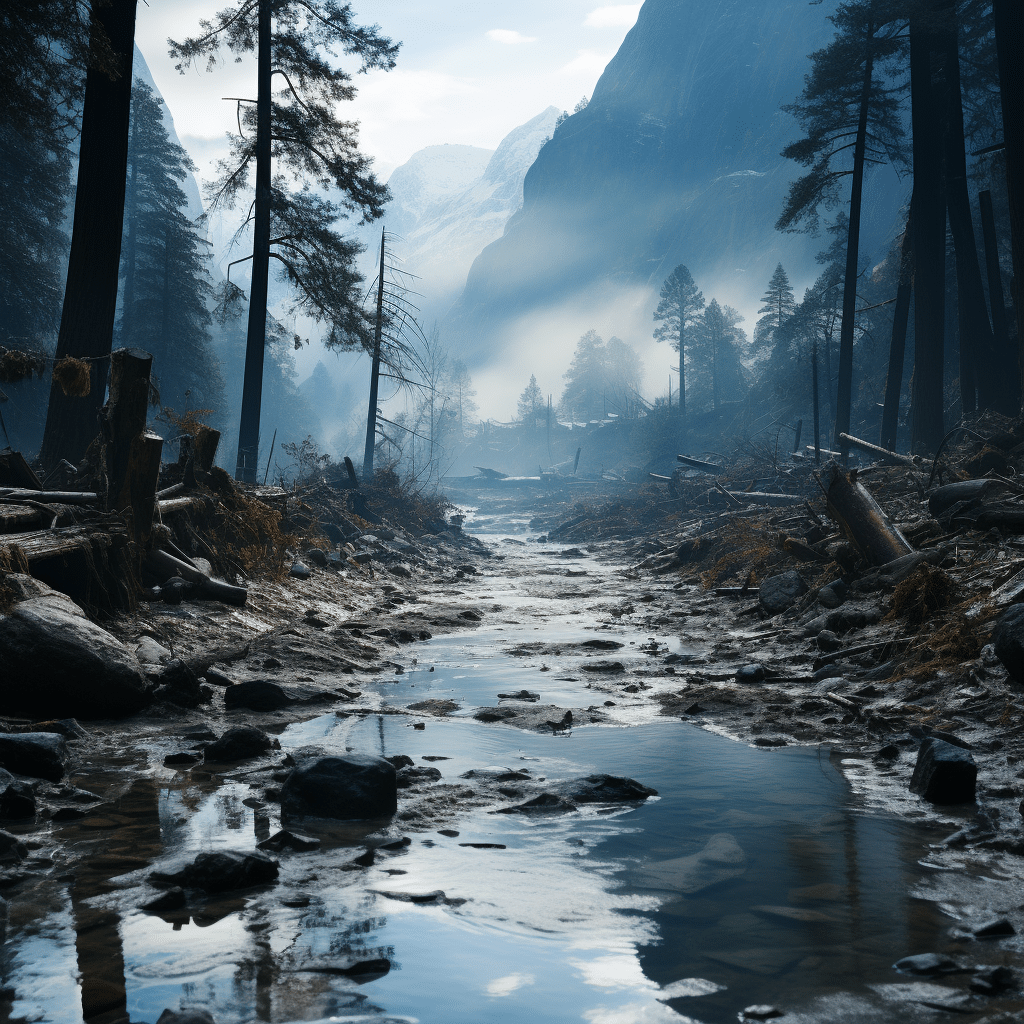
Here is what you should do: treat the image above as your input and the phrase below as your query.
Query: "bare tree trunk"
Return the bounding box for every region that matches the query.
[39,0,139,469]
[881,201,914,451]
[234,0,272,483]
[362,227,386,482]
[980,189,1015,393]
[910,13,947,454]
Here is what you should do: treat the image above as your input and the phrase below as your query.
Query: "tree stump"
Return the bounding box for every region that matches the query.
[825,463,914,565]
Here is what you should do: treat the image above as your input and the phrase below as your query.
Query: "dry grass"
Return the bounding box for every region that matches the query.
[0,349,46,384]
[52,356,92,397]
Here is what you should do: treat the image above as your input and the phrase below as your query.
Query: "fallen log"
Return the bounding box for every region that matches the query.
[838,432,923,468]
[0,505,44,532]
[677,454,724,474]
[144,547,248,606]
[928,479,1008,517]
[157,496,205,516]
[825,463,914,565]
[0,489,99,505]
[0,525,114,563]
[724,490,804,507]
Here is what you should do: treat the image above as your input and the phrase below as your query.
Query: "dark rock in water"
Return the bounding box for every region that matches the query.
[498,690,541,701]
[0,732,68,782]
[565,774,657,803]
[970,965,1017,993]
[17,718,88,740]
[459,609,482,621]
[0,768,35,819]
[971,917,1016,938]
[156,1010,218,1024]
[164,751,202,768]
[375,888,465,906]
[580,639,624,650]
[754,736,787,747]
[289,560,311,580]
[759,571,808,615]
[224,679,294,711]
[142,886,187,913]
[0,589,148,718]
[894,953,963,975]
[281,754,397,820]
[396,766,442,788]
[736,664,766,684]
[740,1008,784,1021]
[496,793,578,815]
[582,661,625,673]
[459,767,532,782]
[304,548,329,568]
[910,737,977,804]
[993,603,1024,683]
[257,829,320,852]
[204,727,272,763]
[151,850,279,893]
[875,744,900,761]
[0,829,28,862]
[336,957,391,980]
[386,754,414,769]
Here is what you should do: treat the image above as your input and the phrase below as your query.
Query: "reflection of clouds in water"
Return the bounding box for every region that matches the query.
[571,951,652,990]
[486,972,536,996]
[584,1003,707,1024]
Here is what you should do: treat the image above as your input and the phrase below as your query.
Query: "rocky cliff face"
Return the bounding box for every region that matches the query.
[447,0,904,363]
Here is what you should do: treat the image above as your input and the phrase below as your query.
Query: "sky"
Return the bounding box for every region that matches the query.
[134,1,643,192]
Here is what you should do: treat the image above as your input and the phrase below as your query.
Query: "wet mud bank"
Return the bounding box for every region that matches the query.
[1,487,1023,1023]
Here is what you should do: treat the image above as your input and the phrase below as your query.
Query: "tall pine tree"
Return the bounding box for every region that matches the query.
[118,80,224,424]
[653,264,704,420]
[754,263,798,357]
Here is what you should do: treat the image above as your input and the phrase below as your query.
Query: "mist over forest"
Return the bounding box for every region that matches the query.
[1,0,1020,486]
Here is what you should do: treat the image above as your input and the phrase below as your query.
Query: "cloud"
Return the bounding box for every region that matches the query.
[584,5,642,29]
[486,973,536,997]
[486,29,538,44]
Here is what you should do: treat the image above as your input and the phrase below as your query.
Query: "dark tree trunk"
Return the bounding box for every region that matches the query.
[362,227,386,481]
[678,322,686,420]
[980,189,1016,397]
[121,100,139,346]
[812,339,821,463]
[993,0,1024,400]
[881,201,914,451]
[910,14,947,454]
[835,21,875,460]
[234,0,272,483]
[39,0,138,470]
[940,4,1002,412]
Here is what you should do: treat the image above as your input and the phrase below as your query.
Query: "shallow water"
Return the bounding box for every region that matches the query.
[3,506,1021,1023]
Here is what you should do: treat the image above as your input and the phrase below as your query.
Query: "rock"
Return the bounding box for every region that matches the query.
[281,754,397,820]
[151,850,279,893]
[406,699,459,716]
[741,1008,784,1021]
[204,727,272,763]
[0,732,68,782]
[224,680,294,711]
[0,829,28,862]
[304,548,329,568]
[816,629,842,652]
[459,609,482,621]
[161,577,191,604]
[164,752,202,768]
[495,793,578,814]
[257,829,320,852]
[993,603,1024,683]
[582,660,625,673]
[910,737,977,805]
[564,774,657,803]
[736,664,766,684]
[971,917,1016,938]
[759,571,808,615]
[156,1010,218,1024]
[894,953,963,975]
[142,887,187,913]
[970,965,1017,993]
[875,744,900,761]
[0,768,35,819]
[375,889,465,906]
[497,690,540,701]
[135,637,172,665]
[0,590,148,718]
[386,754,414,769]
[396,766,442,788]
[0,894,7,944]
[289,560,312,580]
[817,579,848,609]
[18,718,88,740]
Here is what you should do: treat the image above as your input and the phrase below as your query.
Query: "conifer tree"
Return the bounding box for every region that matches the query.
[518,375,544,427]
[653,264,704,419]
[754,264,797,356]
[689,301,747,412]
[170,0,399,482]
[118,80,224,422]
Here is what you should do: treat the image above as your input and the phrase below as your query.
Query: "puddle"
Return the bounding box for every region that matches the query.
[2,510,1022,1023]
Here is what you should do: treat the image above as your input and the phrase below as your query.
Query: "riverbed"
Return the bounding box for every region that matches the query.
[3,496,1023,1023]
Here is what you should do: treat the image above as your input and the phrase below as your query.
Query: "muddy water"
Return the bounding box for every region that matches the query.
[3,499,1022,1023]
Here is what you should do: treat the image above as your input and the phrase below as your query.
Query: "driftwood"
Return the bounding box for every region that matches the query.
[0,489,99,505]
[838,432,922,468]
[677,454,724,474]
[145,548,248,606]
[824,463,914,565]
[157,496,206,516]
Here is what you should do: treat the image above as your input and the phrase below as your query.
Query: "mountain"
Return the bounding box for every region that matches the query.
[361,107,561,322]
[446,0,906,368]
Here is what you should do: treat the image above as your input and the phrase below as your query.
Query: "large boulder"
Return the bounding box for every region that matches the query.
[204,727,272,763]
[0,585,147,718]
[0,732,68,782]
[910,737,977,804]
[151,850,278,893]
[224,680,294,712]
[282,754,397,821]
[759,571,808,615]
[993,604,1024,684]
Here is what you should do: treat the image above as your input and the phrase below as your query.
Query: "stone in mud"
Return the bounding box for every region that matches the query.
[289,560,311,580]
[281,753,397,820]
[910,737,977,805]
[164,751,202,767]
[816,629,842,652]
[759,571,807,615]
[970,965,1017,993]
[893,953,963,975]
[135,637,172,666]
[0,589,148,718]
[151,850,279,893]
[992,603,1024,684]
[564,774,657,803]
[971,917,1016,938]
[0,768,35,819]
[0,732,68,782]
[304,547,329,568]
[156,1010,218,1024]
[735,664,766,684]
[204,727,272,763]
[495,793,578,815]
[0,829,28,862]
[396,765,442,788]
[224,679,294,711]
[817,579,848,609]
[257,829,320,852]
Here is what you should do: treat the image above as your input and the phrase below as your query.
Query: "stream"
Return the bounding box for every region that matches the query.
[3,496,1022,1023]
